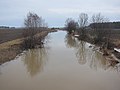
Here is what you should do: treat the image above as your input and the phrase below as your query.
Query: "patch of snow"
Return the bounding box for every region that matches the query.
[74,35,79,37]
[114,48,120,53]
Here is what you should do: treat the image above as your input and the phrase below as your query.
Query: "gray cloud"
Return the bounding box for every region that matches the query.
[0,0,120,27]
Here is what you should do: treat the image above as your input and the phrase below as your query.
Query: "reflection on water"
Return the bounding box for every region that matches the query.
[22,48,48,77]
[65,34,78,48]
[0,67,1,75]
[76,41,87,65]
[0,31,120,90]
[65,34,119,71]
[90,51,110,70]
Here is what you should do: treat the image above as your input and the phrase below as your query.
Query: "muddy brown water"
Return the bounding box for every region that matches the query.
[0,31,120,90]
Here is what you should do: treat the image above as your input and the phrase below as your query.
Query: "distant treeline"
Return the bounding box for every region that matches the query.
[0,26,9,28]
[89,22,120,29]
[0,26,15,29]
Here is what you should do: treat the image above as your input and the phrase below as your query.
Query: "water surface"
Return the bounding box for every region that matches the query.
[0,31,120,90]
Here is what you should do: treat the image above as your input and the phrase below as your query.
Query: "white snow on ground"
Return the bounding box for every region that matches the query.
[114,48,120,53]
[74,35,79,37]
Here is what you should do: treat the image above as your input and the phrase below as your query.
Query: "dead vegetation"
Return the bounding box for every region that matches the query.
[0,39,22,64]
[21,12,48,50]
[64,13,120,61]
[0,30,52,65]
[0,12,54,65]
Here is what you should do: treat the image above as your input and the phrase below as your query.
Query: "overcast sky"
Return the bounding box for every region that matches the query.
[0,0,120,27]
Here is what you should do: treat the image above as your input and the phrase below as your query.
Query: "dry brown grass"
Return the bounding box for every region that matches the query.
[0,38,23,50]
[0,38,23,64]
[0,29,54,65]
[111,39,120,48]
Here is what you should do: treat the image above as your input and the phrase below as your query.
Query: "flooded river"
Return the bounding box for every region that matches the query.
[0,31,120,90]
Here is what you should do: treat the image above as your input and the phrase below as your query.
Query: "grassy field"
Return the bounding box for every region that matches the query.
[0,28,24,44]
[0,38,22,50]
[0,28,51,44]
[0,28,55,64]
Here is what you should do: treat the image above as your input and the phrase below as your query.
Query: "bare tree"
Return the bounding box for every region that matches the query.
[91,13,109,44]
[78,13,88,27]
[65,18,79,34]
[78,13,88,39]
[22,12,47,49]
[91,13,106,23]
[24,12,41,28]
[24,12,47,36]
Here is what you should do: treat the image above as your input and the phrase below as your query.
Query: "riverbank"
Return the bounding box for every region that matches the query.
[0,29,57,65]
[74,33,120,64]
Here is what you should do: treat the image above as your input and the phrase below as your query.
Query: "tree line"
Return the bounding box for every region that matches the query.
[89,22,120,29]
[65,13,118,49]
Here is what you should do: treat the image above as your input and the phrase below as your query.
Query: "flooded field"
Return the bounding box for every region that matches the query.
[0,31,120,90]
